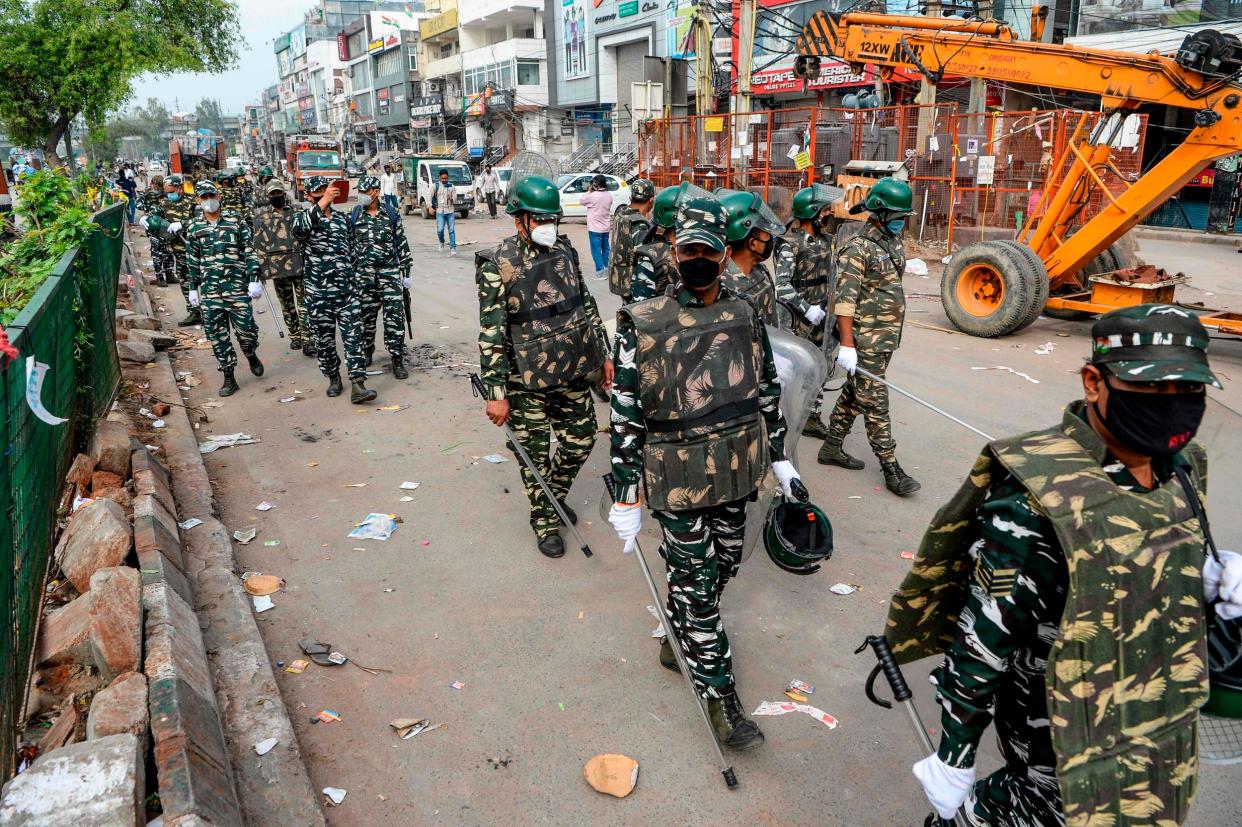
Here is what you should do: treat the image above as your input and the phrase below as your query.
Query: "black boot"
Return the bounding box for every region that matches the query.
[817,440,865,469]
[364,347,374,367]
[707,692,765,751]
[558,500,578,526]
[303,340,318,358]
[882,461,921,497]
[178,308,201,327]
[245,351,264,377]
[218,369,239,397]
[803,417,831,440]
[537,534,565,558]
[289,339,303,352]
[350,377,377,404]
[391,357,408,380]
[658,637,681,674]
[325,372,343,397]
[924,816,955,827]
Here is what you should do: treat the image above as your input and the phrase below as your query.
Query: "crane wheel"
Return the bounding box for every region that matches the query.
[1044,245,1123,320]
[941,241,1043,338]
[993,240,1050,332]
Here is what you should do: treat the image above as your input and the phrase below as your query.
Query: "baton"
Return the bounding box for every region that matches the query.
[261,284,286,338]
[857,635,968,827]
[854,366,994,442]
[602,473,738,790]
[403,283,414,340]
[469,373,592,558]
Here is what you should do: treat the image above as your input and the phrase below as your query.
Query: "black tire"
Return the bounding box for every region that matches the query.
[458,210,469,219]
[941,241,1039,337]
[1044,245,1121,320]
[421,200,433,220]
[994,240,1050,332]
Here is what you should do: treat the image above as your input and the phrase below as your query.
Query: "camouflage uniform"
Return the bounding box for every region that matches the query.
[252,196,308,349]
[291,192,368,380]
[162,189,198,309]
[775,225,837,422]
[825,222,905,463]
[185,202,261,373]
[219,176,252,227]
[607,204,653,299]
[350,178,413,363]
[140,187,174,285]
[611,283,788,699]
[629,238,676,303]
[722,258,778,325]
[477,233,608,540]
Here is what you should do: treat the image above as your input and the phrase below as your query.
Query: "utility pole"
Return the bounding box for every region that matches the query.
[915,0,940,153]
[735,0,755,185]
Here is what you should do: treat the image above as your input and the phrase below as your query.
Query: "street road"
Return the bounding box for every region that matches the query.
[150,205,1242,825]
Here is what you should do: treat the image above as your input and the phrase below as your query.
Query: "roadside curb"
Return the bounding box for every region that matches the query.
[1132,226,1240,247]
[141,348,325,826]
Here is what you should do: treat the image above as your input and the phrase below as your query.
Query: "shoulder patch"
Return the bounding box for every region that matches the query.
[975,557,1020,598]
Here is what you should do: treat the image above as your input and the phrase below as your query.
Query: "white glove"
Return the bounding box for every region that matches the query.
[188,290,200,308]
[167,221,183,236]
[402,276,413,289]
[913,754,975,821]
[771,460,802,499]
[1203,550,1242,620]
[836,345,858,375]
[607,502,642,555]
[803,305,827,326]
[247,281,263,299]
[139,216,149,230]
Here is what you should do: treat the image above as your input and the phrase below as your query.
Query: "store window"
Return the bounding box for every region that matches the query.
[517,59,540,86]
[464,61,515,95]
[377,49,402,78]
[408,51,418,72]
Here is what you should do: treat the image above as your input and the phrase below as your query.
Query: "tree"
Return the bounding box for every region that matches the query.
[0,0,242,168]
[195,98,226,135]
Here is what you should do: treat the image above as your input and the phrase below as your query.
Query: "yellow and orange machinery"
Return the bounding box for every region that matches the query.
[797,8,1242,336]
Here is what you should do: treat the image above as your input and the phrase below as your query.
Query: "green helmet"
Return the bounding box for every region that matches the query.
[792,183,845,220]
[718,190,786,243]
[850,177,913,216]
[259,165,274,178]
[165,174,184,187]
[630,178,656,202]
[764,498,834,575]
[652,183,687,229]
[1205,616,1242,719]
[506,175,561,215]
[215,168,235,182]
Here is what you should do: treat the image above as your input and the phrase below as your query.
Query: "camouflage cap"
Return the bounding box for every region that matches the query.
[165,174,184,187]
[303,175,332,193]
[265,178,287,194]
[358,174,381,192]
[674,195,728,252]
[215,168,234,181]
[195,180,219,196]
[630,178,656,202]
[1091,304,1220,388]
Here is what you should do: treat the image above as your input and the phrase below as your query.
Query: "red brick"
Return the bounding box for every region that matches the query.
[38,697,79,753]
[92,486,133,512]
[66,453,96,488]
[55,499,131,593]
[87,567,141,681]
[90,470,124,493]
[87,672,148,743]
[37,591,95,669]
[88,421,131,477]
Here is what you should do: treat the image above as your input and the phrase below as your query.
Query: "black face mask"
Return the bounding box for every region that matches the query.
[269,195,286,207]
[678,256,722,289]
[750,234,776,261]
[1094,379,1206,458]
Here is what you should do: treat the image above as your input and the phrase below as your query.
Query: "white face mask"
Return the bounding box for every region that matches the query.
[202,198,220,214]
[530,223,558,248]
[360,193,375,206]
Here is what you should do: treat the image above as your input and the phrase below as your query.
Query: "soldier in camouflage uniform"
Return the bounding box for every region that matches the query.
[252,179,314,355]
[253,166,276,210]
[607,178,655,299]
[886,304,1240,827]
[608,194,803,752]
[350,175,413,379]
[184,180,264,397]
[717,189,785,325]
[775,184,843,437]
[628,184,683,303]
[217,168,252,228]
[138,175,173,286]
[235,169,255,219]
[292,176,377,404]
[477,174,612,558]
[816,178,920,496]
[157,174,200,326]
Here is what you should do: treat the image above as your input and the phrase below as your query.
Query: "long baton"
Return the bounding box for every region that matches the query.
[261,285,286,338]
[857,635,969,827]
[602,473,738,789]
[469,373,592,558]
[854,366,995,442]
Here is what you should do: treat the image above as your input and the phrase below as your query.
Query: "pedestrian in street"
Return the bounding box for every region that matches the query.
[350,175,413,379]
[607,178,654,298]
[607,193,802,751]
[433,168,458,255]
[117,163,138,224]
[380,165,400,215]
[184,180,264,397]
[291,176,377,404]
[627,184,682,303]
[480,164,500,219]
[890,303,1240,827]
[815,178,920,496]
[252,179,314,357]
[718,189,785,325]
[775,184,842,438]
[476,174,612,558]
[580,174,614,275]
[146,174,200,326]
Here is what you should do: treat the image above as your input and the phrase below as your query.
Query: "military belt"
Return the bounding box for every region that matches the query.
[645,398,760,434]
[508,295,584,324]
[795,276,829,288]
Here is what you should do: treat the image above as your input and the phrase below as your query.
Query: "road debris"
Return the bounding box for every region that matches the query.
[252,595,275,613]
[322,787,347,806]
[254,737,278,756]
[900,551,915,560]
[584,754,640,798]
[198,432,259,453]
[829,583,858,595]
[284,660,309,674]
[400,496,415,503]
[753,700,839,729]
[1034,342,1057,356]
[243,574,283,596]
[399,481,421,490]
[233,527,257,544]
[390,718,443,739]
[177,518,203,531]
[315,709,342,724]
[481,454,509,464]
[486,756,512,769]
[450,680,465,690]
[343,483,368,488]
[970,365,1040,384]
[348,513,398,541]
[904,258,929,276]
[788,679,815,695]
[256,501,276,511]
[279,396,301,403]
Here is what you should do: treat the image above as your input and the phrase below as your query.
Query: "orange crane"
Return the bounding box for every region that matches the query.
[796,8,1242,336]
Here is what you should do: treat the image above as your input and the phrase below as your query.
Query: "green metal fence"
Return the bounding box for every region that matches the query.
[0,203,124,778]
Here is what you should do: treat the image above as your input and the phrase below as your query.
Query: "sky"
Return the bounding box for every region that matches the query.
[129,1,302,116]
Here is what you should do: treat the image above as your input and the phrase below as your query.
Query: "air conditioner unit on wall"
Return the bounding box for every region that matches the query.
[427,80,441,93]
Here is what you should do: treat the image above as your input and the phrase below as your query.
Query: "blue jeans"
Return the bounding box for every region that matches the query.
[436,211,456,249]
[126,197,137,224]
[384,194,399,214]
[588,230,610,272]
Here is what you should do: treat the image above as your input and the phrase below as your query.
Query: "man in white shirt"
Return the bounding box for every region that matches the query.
[480,164,500,219]
[380,165,399,214]
[433,168,457,255]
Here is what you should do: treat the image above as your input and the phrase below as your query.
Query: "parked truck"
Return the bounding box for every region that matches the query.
[286,136,349,202]
[398,156,475,219]
[168,134,225,188]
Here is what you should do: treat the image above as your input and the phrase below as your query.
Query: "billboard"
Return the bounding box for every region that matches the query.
[561,0,590,80]
[409,95,444,117]
[370,11,419,51]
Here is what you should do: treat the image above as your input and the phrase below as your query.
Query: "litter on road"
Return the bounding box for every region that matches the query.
[753,701,839,729]
[399,481,421,490]
[243,574,282,596]
[233,527,257,544]
[971,365,1041,384]
[348,513,398,541]
[322,787,346,806]
[177,518,203,530]
[256,501,276,511]
[284,660,309,674]
[253,737,278,756]
[252,595,275,613]
[199,432,259,453]
[450,680,465,690]
[316,709,342,723]
[481,454,509,464]
[1034,342,1057,356]
[584,754,640,798]
[830,583,858,595]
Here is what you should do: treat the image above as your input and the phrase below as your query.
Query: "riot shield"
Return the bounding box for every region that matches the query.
[510,151,557,189]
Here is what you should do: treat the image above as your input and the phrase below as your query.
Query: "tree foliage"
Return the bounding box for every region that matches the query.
[194,98,226,135]
[81,97,172,161]
[0,0,242,166]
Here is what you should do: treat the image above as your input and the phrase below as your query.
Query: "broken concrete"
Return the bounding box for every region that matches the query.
[88,420,131,477]
[127,328,176,351]
[87,672,148,746]
[90,470,124,493]
[119,314,160,331]
[0,733,144,826]
[116,340,156,364]
[54,499,131,594]
[66,453,96,488]
[87,566,142,682]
